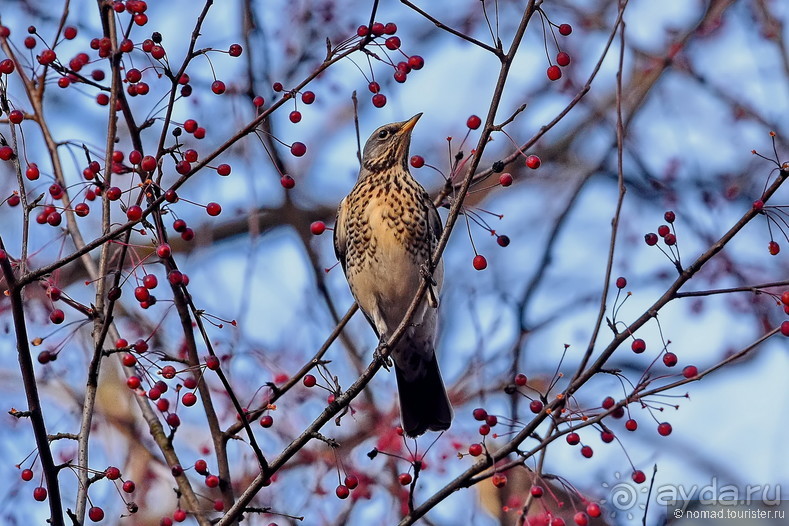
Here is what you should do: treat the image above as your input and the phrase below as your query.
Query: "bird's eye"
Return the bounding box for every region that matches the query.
[378,129,389,139]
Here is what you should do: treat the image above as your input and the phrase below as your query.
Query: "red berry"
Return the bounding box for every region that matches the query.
[472,407,487,420]
[466,115,482,130]
[632,470,646,484]
[586,502,601,518]
[26,163,40,180]
[410,155,425,168]
[384,22,398,35]
[195,459,209,474]
[33,486,47,501]
[205,474,219,487]
[88,506,105,522]
[301,91,315,104]
[580,445,593,458]
[631,338,646,354]
[398,473,412,485]
[127,205,143,221]
[0,146,14,161]
[781,321,789,336]
[753,200,764,211]
[625,419,638,431]
[175,160,191,174]
[344,474,359,489]
[644,233,658,245]
[769,241,780,255]
[657,422,673,436]
[657,224,670,237]
[142,274,158,289]
[601,430,615,443]
[664,233,677,246]
[134,286,150,302]
[183,119,198,133]
[514,373,527,386]
[468,443,483,456]
[663,352,678,367]
[228,44,243,57]
[491,473,507,488]
[408,55,424,70]
[547,65,562,81]
[49,309,65,324]
[385,36,401,50]
[290,142,307,157]
[616,277,627,289]
[122,480,135,493]
[556,51,571,67]
[259,415,273,428]
[9,109,23,124]
[157,243,172,258]
[558,24,573,36]
[356,25,369,37]
[499,173,513,186]
[280,175,295,189]
[335,484,350,499]
[664,210,676,223]
[531,485,543,498]
[205,355,220,370]
[529,400,543,413]
[781,291,789,305]
[272,81,283,92]
[566,432,580,445]
[497,235,510,247]
[393,70,407,83]
[303,374,317,387]
[479,424,490,435]
[310,221,326,235]
[21,468,34,481]
[122,353,137,367]
[206,202,222,216]
[182,392,197,406]
[472,254,487,271]
[253,95,264,107]
[39,49,57,65]
[486,414,498,426]
[683,365,698,378]
[126,376,141,389]
[106,187,122,201]
[371,22,385,36]
[525,155,541,169]
[164,189,179,203]
[372,93,387,108]
[172,509,186,522]
[289,110,302,123]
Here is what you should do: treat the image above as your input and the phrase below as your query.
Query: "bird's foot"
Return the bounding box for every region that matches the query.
[374,340,393,371]
[419,262,437,286]
[419,263,440,308]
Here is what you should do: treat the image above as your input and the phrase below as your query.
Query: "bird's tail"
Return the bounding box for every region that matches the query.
[395,353,453,437]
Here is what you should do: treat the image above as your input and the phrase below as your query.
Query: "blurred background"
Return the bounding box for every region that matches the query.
[0,0,788,524]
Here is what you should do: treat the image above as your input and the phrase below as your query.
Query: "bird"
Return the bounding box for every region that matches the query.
[333,113,453,437]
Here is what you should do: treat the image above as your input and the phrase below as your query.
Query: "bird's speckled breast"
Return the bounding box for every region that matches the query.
[344,170,432,275]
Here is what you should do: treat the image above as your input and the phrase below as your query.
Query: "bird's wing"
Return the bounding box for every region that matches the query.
[426,198,443,308]
[333,196,349,273]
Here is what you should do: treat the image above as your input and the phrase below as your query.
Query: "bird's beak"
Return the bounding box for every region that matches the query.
[399,113,422,134]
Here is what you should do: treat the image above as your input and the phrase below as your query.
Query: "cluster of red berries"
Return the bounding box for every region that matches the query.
[355,22,424,108]
[546,23,573,81]
[644,210,677,246]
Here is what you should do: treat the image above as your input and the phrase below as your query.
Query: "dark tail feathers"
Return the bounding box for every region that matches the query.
[395,353,453,437]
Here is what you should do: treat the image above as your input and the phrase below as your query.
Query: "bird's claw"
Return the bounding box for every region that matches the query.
[374,341,393,371]
[419,262,437,286]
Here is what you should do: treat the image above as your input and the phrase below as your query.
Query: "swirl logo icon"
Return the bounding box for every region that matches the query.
[600,472,648,520]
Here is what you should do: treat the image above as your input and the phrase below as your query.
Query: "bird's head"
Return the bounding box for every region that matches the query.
[361,113,422,173]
